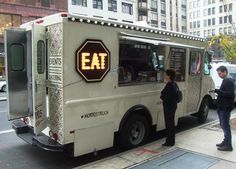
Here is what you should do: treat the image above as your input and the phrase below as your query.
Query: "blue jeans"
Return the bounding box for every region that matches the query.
[217,109,232,146]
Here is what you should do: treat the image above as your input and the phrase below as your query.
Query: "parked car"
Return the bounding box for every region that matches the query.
[0,80,6,92]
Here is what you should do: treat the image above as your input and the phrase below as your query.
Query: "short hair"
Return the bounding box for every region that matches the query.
[216,66,228,74]
[165,69,176,81]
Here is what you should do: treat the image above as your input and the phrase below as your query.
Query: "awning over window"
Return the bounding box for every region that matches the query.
[120,35,204,50]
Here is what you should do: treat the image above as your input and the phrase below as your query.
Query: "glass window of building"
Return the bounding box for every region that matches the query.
[161,1,166,15]
[190,2,193,9]
[0,14,21,36]
[197,31,200,36]
[212,0,215,3]
[228,27,232,34]
[219,28,223,33]
[193,11,196,18]
[224,16,227,23]
[224,5,227,12]
[93,0,103,9]
[229,3,232,11]
[151,0,157,10]
[190,22,193,29]
[229,15,232,23]
[72,0,87,6]
[197,10,200,18]
[204,19,207,27]
[212,29,215,35]
[151,12,158,21]
[208,8,211,15]
[208,0,211,5]
[208,19,211,26]
[193,21,196,28]
[190,12,193,19]
[197,20,200,28]
[208,29,212,36]
[197,0,200,7]
[203,9,207,16]
[108,0,117,12]
[122,3,133,15]
[41,0,50,7]
[182,8,186,19]
[212,7,215,15]
[219,6,223,13]
[212,18,215,25]
[219,17,223,24]
[204,30,207,37]
[161,16,166,29]
[224,27,227,34]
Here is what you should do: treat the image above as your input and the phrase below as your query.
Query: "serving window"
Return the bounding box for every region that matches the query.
[118,40,165,85]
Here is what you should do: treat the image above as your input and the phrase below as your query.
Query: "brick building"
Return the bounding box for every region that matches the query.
[0,0,67,77]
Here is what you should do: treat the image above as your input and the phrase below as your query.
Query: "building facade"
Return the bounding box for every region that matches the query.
[68,0,135,23]
[0,0,67,77]
[137,0,187,33]
[189,0,235,37]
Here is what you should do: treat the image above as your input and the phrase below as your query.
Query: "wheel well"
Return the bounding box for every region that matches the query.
[118,105,153,132]
[200,95,212,109]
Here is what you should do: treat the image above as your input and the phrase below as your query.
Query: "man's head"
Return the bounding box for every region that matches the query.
[216,66,228,79]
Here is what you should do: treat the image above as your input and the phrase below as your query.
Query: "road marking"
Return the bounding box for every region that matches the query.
[0,129,14,135]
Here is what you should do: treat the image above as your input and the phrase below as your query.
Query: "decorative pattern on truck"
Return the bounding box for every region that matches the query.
[47,23,64,143]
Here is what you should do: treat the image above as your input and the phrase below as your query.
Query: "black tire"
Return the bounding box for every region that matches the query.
[2,85,6,92]
[119,114,149,149]
[197,98,209,123]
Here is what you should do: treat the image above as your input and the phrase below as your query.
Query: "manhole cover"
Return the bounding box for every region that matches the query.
[131,149,218,169]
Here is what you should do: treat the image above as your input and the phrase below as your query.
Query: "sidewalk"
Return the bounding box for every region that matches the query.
[75,114,236,169]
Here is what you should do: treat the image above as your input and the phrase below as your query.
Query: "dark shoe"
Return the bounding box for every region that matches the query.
[217,145,233,151]
[162,142,175,146]
[216,141,225,147]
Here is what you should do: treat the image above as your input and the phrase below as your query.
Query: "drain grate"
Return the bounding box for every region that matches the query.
[131,149,218,169]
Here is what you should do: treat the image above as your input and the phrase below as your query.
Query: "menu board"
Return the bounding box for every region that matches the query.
[169,48,186,81]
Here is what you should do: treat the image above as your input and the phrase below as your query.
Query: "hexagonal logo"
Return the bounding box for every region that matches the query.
[76,39,110,82]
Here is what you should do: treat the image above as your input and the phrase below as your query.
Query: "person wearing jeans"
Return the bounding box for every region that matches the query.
[214,66,234,151]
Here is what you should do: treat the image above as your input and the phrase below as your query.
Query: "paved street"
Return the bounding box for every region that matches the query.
[0,97,221,169]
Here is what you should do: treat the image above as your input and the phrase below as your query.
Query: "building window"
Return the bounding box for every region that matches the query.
[190,22,192,29]
[197,20,200,28]
[122,3,133,15]
[41,0,50,7]
[197,10,200,18]
[72,0,87,6]
[224,5,227,12]
[208,8,211,15]
[212,29,215,35]
[208,19,211,26]
[151,12,158,21]
[212,18,215,25]
[203,9,207,16]
[208,0,211,5]
[219,17,223,24]
[193,21,196,28]
[204,19,207,27]
[0,14,21,35]
[228,27,232,34]
[204,30,207,37]
[212,7,215,15]
[93,0,103,9]
[219,6,223,13]
[161,0,166,15]
[229,15,232,23]
[151,0,157,10]
[108,0,117,12]
[208,29,212,36]
[229,3,232,11]
[224,27,227,34]
[219,28,223,34]
[224,16,227,23]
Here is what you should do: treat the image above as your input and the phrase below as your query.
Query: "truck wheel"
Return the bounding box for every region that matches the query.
[119,114,149,149]
[197,98,209,123]
[2,85,6,92]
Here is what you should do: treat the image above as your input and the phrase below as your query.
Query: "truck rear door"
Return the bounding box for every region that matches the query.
[32,23,47,135]
[5,29,30,120]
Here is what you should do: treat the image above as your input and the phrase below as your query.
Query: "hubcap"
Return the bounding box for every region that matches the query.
[129,121,145,145]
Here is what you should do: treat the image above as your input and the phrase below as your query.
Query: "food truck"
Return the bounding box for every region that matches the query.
[4,12,214,157]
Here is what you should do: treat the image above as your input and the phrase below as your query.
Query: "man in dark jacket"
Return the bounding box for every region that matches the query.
[214,66,234,151]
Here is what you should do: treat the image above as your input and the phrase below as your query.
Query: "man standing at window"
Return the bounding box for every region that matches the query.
[214,66,234,151]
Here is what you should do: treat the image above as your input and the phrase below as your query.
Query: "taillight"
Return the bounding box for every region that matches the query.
[36,19,44,24]
[61,13,68,17]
